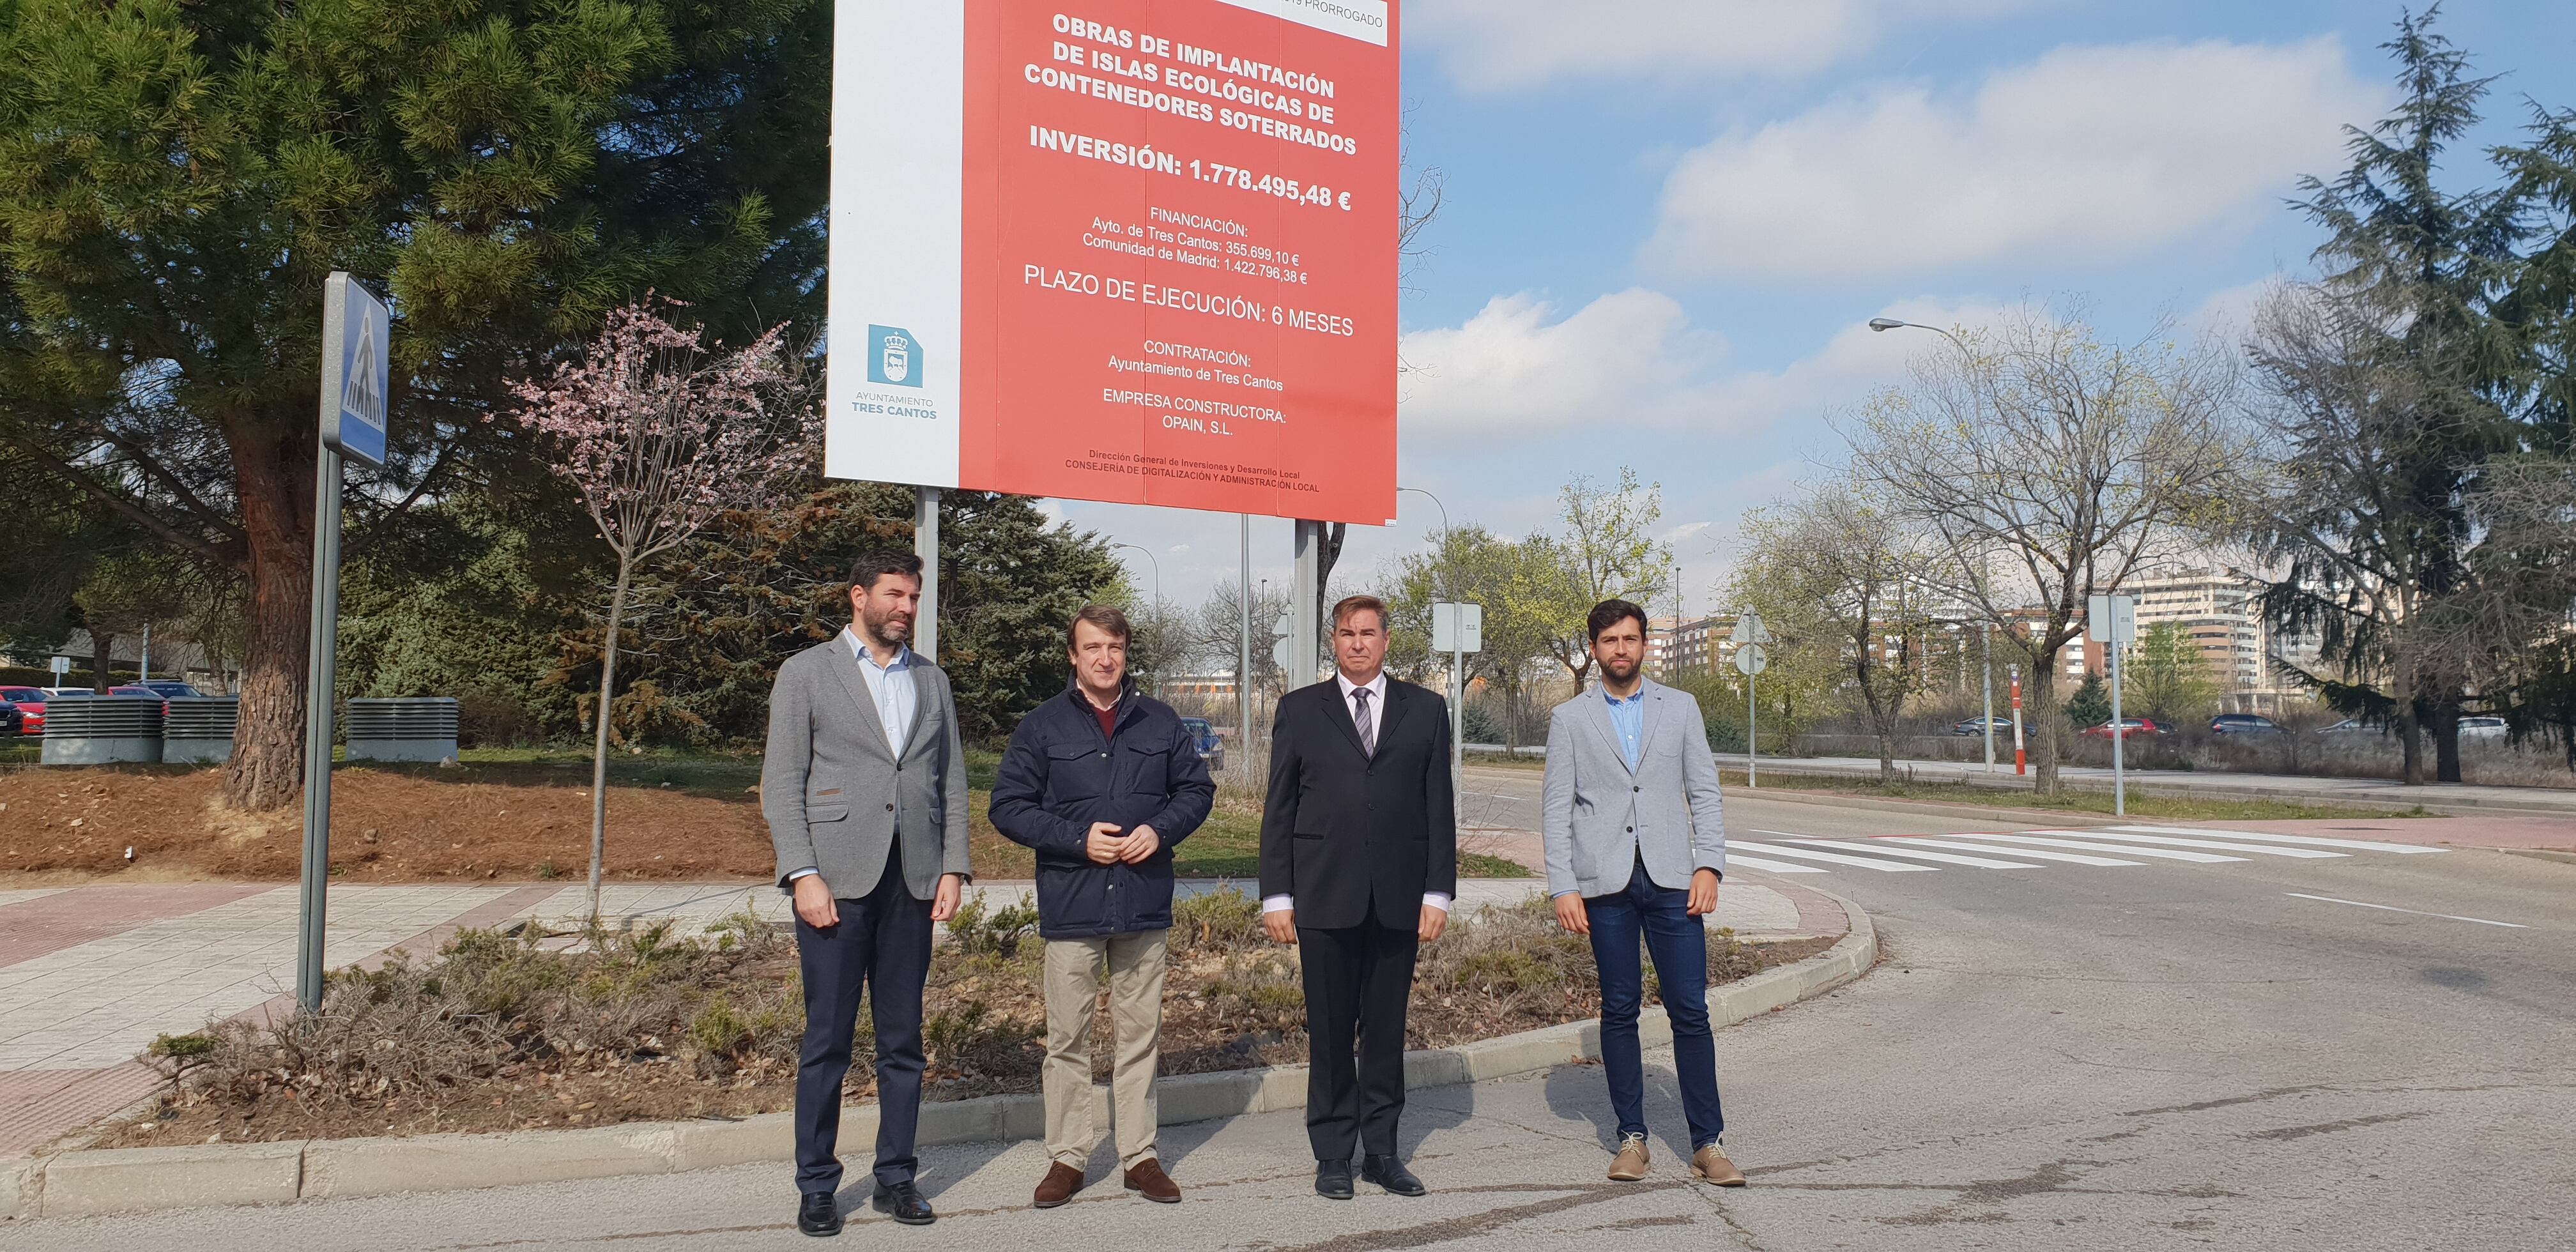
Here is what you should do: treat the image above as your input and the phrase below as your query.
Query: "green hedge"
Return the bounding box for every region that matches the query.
[0,666,137,689]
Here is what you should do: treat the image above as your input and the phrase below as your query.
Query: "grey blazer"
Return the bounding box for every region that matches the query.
[1540,678,1726,899]
[760,637,972,900]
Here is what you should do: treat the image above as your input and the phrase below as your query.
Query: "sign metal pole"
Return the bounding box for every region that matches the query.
[299,271,390,1012]
[914,486,940,662]
[1238,514,1251,752]
[1982,623,1995,772]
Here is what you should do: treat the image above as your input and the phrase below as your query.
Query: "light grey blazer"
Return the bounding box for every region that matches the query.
[1540,678,1726,899]
[760,639,971,900]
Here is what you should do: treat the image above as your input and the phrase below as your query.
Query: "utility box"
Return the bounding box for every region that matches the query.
[162,698,240,765]
[40,696,164,765]
[344,697,460,763]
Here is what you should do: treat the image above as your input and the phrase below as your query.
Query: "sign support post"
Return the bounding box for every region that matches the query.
[2011,666,2026,775]
[1292,521,1322,685]
[2089,593,2137,816]
[1238,515,1252,753]
[1734,611,1770,790]
[914,486,940,662]
[298,272,390,1012]
[1432,604,1481,800]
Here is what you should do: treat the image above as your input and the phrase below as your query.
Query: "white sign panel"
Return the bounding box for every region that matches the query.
[2087,594,2137,645]
[1431,602,1482,653]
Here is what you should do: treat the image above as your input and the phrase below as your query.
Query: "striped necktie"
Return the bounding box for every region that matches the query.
[1352,687,1376,758]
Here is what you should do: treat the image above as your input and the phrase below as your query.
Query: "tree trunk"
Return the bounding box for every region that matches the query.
[223,429,315,811]
[587,556,634,926]
[89,626,112,693]
[2431,694,2462,784]
[2026,662,2060,797]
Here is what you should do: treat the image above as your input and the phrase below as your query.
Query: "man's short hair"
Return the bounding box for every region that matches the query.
[850,550,924,593]
[1068,603,1132,646]
[1588,599,1648,641]
[1331,594,1388,630]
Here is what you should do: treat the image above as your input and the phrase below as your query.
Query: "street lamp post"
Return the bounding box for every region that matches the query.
[1397,485,1463,802]
[1110,542,1159,695]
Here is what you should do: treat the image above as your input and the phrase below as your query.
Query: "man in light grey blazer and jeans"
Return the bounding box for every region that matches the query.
[763,550,971,1238]
[1541,598,1743,1188]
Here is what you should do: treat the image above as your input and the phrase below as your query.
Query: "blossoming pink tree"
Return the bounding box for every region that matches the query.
[502,298,817,922]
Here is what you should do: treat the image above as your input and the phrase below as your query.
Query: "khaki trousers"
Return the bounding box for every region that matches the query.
[1041,929,1166,1171]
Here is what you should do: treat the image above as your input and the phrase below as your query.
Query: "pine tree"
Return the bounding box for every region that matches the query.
[0,0,828,808]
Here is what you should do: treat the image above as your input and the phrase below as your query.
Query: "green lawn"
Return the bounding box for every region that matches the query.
[1718,768,2430,822]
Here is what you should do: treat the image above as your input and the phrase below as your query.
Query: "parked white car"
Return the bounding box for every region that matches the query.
[2458,715,2508,740]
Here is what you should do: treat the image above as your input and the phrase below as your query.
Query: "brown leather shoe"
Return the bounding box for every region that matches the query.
[1691,1142,1747,1187]
[1034,1161,1085,1209]
[1607,1133,1651,1182]
[1123,1157,1181,1203]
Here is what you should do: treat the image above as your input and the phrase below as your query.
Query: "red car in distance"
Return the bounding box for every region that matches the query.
[0,686,46,735]
[2082,717,2173,740]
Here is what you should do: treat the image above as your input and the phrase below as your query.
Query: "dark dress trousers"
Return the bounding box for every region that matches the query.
[1259,676,1457,1162]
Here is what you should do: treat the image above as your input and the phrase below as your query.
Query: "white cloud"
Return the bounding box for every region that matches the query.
[1644,38,2385,280]
[1410,0,2037,92]
[1398,289,2009,441]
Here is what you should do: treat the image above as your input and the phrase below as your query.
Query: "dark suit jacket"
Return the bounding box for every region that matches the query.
[1259,676,1459,931]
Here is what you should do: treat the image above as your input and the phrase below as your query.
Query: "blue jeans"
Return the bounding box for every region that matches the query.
[1586,857,1725,1149]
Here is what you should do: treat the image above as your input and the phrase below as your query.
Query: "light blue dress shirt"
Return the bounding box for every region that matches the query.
[845,627,919,753]
[1604,686,1644,769]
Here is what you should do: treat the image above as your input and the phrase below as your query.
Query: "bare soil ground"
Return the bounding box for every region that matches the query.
[95,896,1836,1149]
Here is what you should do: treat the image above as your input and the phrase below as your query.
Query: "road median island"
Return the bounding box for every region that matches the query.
[5,888,1873,1219]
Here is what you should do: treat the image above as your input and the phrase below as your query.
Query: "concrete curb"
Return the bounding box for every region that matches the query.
[1,894,1875,1221]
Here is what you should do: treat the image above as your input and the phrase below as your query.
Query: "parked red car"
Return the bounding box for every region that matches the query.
[2082,717,2172,740]
[0,686,45,735]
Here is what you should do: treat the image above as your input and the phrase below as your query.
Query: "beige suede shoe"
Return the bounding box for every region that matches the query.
[1691,1142,1747,1187]
[1607,1133,1652,1182]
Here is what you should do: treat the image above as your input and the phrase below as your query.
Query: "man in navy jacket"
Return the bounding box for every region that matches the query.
[990,604,1213,1210]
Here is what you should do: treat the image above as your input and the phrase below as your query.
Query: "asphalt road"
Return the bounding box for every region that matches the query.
[7,779,2570,1251]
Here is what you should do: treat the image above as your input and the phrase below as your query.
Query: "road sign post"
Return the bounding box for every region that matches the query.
[1433,602,1482,798]
[1734,610,1770,791]
[2089,593,2138,816]
[300,272,390,1012]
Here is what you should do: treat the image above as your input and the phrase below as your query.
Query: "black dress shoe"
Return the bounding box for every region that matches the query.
[1361,1154,1426,1196]
[797,1192,842,1237]
[872,1180,936,1226]
[1314,1158,1354,1200]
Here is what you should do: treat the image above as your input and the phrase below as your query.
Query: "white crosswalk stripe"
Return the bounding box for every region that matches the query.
[2020,829,2345,859]
[1882,837,2144,866]
[1706,825,2437,881]
[1779,837,2043,869]
[1729,840,1939,872]
[1919,832,2248,863]
[2110,825,2446,855]
[1721,853,1830,874]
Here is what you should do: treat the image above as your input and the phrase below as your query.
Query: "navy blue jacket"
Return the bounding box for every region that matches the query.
[990,682,1215,940]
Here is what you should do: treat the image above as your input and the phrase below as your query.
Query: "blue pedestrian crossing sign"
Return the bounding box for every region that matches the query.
[319,273,391,470]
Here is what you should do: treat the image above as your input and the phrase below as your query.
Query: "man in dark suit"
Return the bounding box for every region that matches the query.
[1259,593,1457,1200]
[762,551,970,1237]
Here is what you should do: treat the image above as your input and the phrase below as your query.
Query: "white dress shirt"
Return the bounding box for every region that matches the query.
[787,628,919,885]
[1264,669,1452,918]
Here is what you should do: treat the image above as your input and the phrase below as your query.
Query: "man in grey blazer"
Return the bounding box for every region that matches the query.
[763,550,970,1237]
[1541,598,1743,1188]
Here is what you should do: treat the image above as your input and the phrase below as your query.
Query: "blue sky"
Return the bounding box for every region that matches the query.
[1062,0,2576,622]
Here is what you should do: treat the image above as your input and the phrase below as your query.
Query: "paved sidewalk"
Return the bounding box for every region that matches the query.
[0,873,1836,1161]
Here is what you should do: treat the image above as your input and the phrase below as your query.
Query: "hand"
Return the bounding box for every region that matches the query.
[1552,893,1589,935]
[1118,824,1162,864]
[1085,821,1126,864]
[1687,868,1721,917]
[930,873,965,922]
[1418,904,1448,943]
[792,875,839,929]
[1263,908,1298,945]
